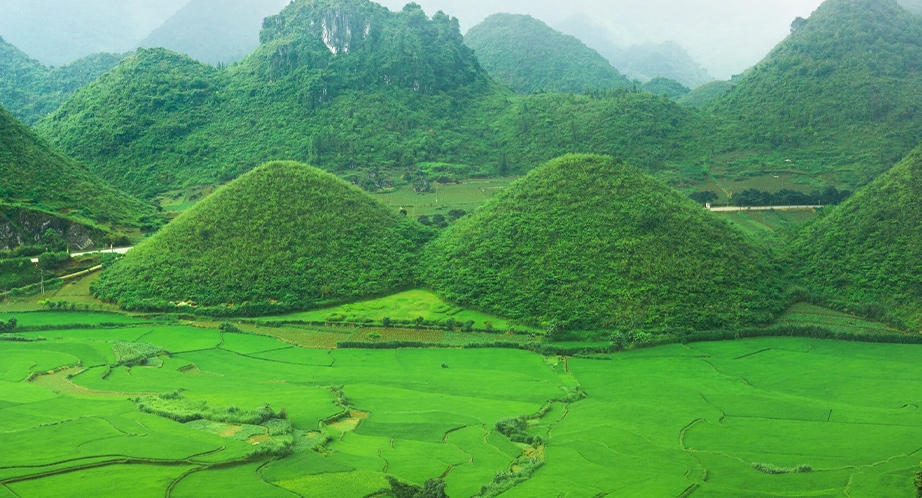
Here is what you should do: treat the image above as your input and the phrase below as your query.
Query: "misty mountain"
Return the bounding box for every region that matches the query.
[140,0,291,66]
[0,0,187,66]
[898,0,922,15]
[0,36,126,125]
[556,15,713,89]
[464,13,631,94]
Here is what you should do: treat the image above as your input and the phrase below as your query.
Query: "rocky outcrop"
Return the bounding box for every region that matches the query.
[0,207,106,251]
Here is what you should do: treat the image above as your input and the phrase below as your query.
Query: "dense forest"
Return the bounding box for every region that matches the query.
[424,154,787,333]
[463,14,631,94]
[33,0,711,198]
[709,0,922,185]
[92,161,435,313]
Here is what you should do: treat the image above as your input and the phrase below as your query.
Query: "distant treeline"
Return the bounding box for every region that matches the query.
[691,187,851,207]
[733,187,851,207]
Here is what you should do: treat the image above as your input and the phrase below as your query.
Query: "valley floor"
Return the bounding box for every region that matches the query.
[0,308,919,497]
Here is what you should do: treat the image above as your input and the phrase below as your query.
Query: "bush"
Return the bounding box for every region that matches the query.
[0,317,16,332]
[752,463,813,475]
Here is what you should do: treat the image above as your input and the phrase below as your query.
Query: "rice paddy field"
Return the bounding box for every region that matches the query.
[1,310,920,497]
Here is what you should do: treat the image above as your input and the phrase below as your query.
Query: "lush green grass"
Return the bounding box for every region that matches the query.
[0,311,151,328]
[259,289,538,332]
[1,314,921,497]
[714,209,817,243]
[775,303,902,335]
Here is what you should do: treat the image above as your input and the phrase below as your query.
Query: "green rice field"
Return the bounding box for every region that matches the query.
[1,313,920,497]
[371,178,517,218]
[261,289,538,333]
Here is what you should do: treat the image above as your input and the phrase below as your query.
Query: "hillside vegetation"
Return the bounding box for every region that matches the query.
[709,0,922,185]
[0,104,158,234]
[92,161,435,314]
[463,14,631,94]
[0,36,125,124]
[424,154,786,333]
[34,0,708,198]
[793,145,922,329]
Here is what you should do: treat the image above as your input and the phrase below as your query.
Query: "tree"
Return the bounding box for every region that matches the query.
[914,463,922,497]
[417,215,432,226]
[0,317,16,332]
[417,479,447,498]
[688,191,718,205]
[790,16,807,33]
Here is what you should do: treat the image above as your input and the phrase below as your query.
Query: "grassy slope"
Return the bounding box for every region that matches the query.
[0,104,157,232]
[424,154,786,332]
[793,145,922,329]
[463,13,631,94]
[708,0,922,185]
[92,161,435,313]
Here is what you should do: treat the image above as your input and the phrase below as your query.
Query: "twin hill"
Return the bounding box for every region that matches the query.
[464,13,631,94]
[793,145,922,329]
[423,154,786,333]
[92,161,434,314]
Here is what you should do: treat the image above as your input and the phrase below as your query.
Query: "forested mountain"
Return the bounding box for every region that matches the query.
[463,14,631,94]
[555,15,713,89]
[424,154,786,332]
[0,105,158,235]
[0,0,186,66]
[35,0,709,198]
[709,0,922,185]
[640,77,690,100]
[93,161,434,314]
[140,0,291,66]
[677,80,734,108]
[793,145,922,330]
[0,36,125,124]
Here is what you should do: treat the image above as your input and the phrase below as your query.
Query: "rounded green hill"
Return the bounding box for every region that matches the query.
[93,161,434,313]
[793,145,922,329]
[423,154,786,332]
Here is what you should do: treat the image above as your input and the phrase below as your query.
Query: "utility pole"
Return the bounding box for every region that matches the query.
[40,269,45,296]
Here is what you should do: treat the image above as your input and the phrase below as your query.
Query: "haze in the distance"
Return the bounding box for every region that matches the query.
[0,0,827,78]
[376,0,827,79]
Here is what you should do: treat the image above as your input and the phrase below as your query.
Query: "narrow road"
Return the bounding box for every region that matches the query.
[30,246,133,264]
[708,205,824,213]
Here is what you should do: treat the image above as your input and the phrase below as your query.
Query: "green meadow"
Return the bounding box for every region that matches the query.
[1,312,920,497]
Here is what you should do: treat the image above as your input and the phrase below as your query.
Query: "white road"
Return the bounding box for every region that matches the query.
[708,205,825,213]
[30,246,133,264]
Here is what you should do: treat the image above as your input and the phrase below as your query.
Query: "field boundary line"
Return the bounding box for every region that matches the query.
[733,349,773,360]
[256,460,303,498]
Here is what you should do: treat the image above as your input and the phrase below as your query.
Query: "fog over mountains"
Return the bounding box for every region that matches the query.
[375,0,828,79]
[0,0,836,78]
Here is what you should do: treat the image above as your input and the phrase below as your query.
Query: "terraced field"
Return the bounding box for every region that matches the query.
[0,313,920,497]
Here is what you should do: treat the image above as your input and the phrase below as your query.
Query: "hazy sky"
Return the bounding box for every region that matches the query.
[376,0,827,79]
